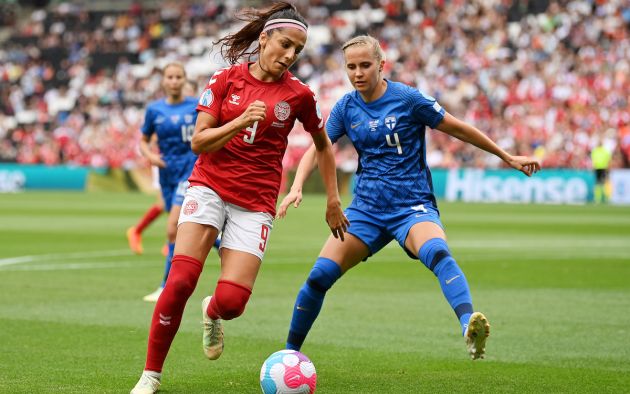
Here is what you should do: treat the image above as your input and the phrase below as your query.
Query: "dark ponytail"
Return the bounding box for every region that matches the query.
[214,1,308,64]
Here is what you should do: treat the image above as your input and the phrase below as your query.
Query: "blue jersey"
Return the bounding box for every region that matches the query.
[141,97,198,186]
[327,81,445,213]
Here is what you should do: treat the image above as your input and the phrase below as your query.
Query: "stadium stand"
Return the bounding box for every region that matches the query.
[1,0,628,169]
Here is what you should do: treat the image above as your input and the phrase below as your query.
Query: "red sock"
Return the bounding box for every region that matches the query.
[207,280,252,320]
[135,204,163,233]
[145,255,203,372]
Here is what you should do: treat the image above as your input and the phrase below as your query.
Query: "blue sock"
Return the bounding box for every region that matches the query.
[419,238,473,335]
[213,236,221,250]
[161,242,175,288]
[286,257,342,350]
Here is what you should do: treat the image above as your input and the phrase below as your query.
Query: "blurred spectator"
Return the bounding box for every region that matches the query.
[0,0,628,170]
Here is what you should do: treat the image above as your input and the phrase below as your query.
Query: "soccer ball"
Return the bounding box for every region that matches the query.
[260,349,317,394]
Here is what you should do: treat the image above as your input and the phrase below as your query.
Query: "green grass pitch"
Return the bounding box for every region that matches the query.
[0,191,629,393]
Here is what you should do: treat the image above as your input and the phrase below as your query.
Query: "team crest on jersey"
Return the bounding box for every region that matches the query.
[183,199,198,215]
[229,94,240,105]
[170,115,180,124]
[369,119,380,132]
[274,101,291,121]
[199,88,213,107]
[385,116,396,130]
[184,114,193,123]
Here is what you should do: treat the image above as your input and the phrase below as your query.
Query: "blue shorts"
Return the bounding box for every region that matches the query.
[159,154,196,212]
[161,179,189,212]
[345,204,443,260]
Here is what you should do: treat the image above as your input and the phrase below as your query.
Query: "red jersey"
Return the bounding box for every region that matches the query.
[191,62,324,216]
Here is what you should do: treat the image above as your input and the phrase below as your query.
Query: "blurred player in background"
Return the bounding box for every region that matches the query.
[278,35,540,361]
[130,2,348,393]
[135,63,199,302]
[126,79,202,258]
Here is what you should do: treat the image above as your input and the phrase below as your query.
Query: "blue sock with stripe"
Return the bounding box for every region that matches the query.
[419,238,473,335]
[161,242,175,288]
[286,257,342,350]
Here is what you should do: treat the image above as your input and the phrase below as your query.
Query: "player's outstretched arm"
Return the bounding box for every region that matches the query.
[436,112,541,177]
[312,130,349,240]
[503,155,541,177]
[277,144,318,219]
[192,101,266,154]
[277,130,341,217]
[276,145,317,219]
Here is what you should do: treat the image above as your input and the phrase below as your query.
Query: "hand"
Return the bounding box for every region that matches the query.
[150,153,166,168]
[325,199,350,241]
[238,100,266,129]
[507,155,541,177]
[276,188,303,219]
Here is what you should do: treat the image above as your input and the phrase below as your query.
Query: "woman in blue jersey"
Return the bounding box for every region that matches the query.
[127,80,201,259]
[137,63,200,302]
[278,35,540,360]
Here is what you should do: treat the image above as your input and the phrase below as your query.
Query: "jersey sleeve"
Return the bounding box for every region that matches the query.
[296,88,325,135]
[140,105,155,137]
[325,100,347,144]
[196,68,229,120]
[410,89,446,129]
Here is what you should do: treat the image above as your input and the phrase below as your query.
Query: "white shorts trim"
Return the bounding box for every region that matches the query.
[178,186,274,260]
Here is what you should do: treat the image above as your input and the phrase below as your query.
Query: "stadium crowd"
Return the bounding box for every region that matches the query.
[1,0,629,170]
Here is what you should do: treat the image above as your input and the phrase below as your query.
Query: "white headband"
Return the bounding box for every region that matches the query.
[262,18,307,34]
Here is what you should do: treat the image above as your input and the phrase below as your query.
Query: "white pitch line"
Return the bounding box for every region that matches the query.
[0,260,154,272]
[0,249,132,267]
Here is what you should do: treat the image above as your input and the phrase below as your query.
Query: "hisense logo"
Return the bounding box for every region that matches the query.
[445,169,589,204]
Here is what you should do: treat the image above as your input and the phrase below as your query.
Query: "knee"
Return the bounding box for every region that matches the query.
[306,257,342,293]
[165,255,202,298]
[168,277,194,298]
[215,299,246,320]
[418,238,453,274]
[214,280,252,320]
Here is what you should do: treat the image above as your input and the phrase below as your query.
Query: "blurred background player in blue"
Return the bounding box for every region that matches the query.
[278,35,541,360]
[126,80,203,258]
[136,63,199,302]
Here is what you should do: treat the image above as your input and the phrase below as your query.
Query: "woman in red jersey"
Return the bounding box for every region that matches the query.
[131,2,348,393]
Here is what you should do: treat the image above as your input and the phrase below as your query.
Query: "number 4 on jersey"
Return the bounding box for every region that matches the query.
[386,133,402,154]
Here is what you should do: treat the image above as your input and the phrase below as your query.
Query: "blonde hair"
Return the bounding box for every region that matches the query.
[342,35,385,62]
[162,62,186,76]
